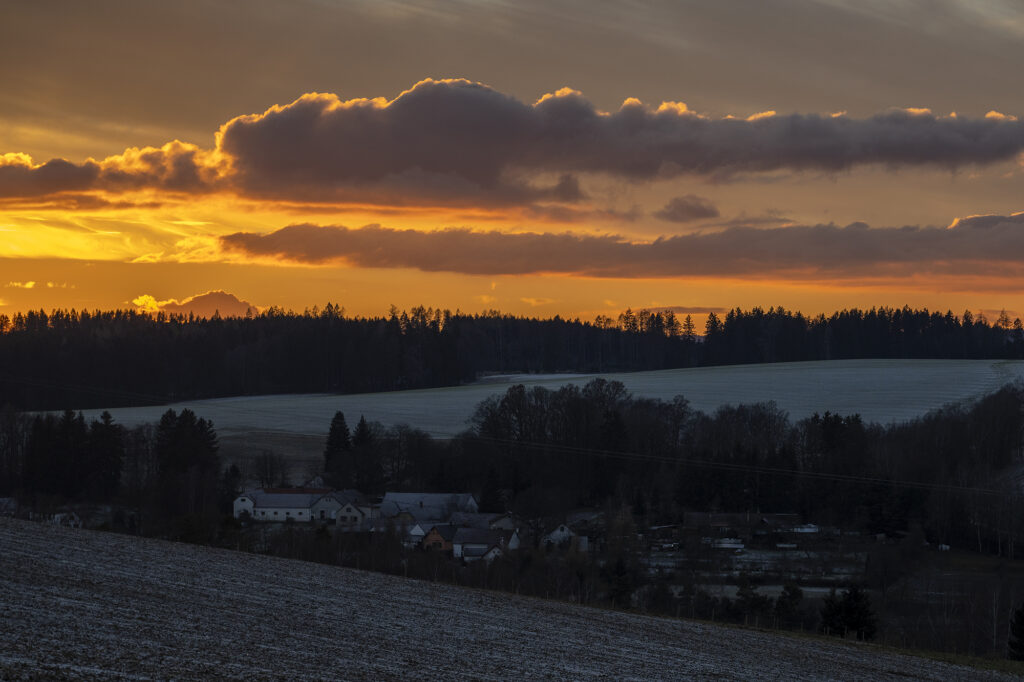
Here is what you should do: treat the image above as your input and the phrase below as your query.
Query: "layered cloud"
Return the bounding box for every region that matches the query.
[132,290,257,318]
[2,79,1023,209]
[220,212,1024,280]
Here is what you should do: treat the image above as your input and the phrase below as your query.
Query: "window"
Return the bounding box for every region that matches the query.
[273,511,278,516]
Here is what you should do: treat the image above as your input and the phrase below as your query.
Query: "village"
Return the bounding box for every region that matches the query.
[228,483,889,591]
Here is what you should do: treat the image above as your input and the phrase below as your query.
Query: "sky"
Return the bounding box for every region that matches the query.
[2,0,1024,323]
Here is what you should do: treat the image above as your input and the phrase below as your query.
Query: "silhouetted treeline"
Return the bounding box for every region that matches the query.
[429,379,1024,557]
[1,304,1023,410]
[0,406,233,541]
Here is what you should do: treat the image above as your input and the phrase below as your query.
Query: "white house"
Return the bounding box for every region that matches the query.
[235,488,334,523]
[233,493,256,518]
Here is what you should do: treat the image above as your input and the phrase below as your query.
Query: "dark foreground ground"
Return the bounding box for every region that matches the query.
[0,518,1015,681]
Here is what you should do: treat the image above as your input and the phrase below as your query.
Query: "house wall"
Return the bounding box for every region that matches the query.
[545,525,574,545]
[336,504,364,525]
[311,496,343,522]
[422,530,452,551]
[252,506,314,522]
[456,542,489,559]
[234,496,255,519]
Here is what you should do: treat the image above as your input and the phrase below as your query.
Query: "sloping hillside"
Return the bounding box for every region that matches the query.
[81,359,1024,441]
[0,518,1013,680]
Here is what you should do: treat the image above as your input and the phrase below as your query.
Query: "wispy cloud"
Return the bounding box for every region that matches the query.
[520,297,556,306]
[660,305,728,315]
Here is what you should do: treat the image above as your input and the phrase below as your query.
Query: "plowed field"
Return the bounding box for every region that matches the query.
[0,518,1013,680]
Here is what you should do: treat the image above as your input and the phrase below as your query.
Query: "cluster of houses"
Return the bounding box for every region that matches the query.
[233,487,590,562]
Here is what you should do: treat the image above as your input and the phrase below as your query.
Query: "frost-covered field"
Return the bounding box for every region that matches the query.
[81,359,1024,438]
[0,518,1012,681]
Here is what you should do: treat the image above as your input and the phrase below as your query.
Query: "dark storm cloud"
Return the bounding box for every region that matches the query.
[220,212,1024,278]
[654,195,720,222]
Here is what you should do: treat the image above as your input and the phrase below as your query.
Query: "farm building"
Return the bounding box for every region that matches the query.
[235,487,376,524]
[544,524,589,552]
[453,528,520,562]
[422,524,458,551]
[379,492,479,522]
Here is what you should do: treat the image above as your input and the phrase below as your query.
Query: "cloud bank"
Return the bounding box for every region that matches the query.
[132,290,257,318]
[220,212,1024,280]
[2,79,1023,208]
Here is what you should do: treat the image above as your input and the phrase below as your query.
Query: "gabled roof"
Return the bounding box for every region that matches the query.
[425,524,459,542]
[380,492,477,522]
[335,489,373,506]
[448,512,497,529]
[250,489,328,510]
[566,509,604,526]
[544,523,576,537]
[453,527,506,547]
[262,487,332,495]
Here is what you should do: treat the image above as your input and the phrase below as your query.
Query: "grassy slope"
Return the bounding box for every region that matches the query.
[0,518,1017,681]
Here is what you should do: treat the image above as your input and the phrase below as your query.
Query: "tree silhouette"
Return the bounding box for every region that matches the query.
[821,585,876,641]
[323,411,351,484]
[1008,602,1024,660]
[351,416,383,493]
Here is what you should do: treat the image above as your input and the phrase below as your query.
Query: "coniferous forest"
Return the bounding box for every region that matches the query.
[3,300,1024,659]
[1,304,1022,410]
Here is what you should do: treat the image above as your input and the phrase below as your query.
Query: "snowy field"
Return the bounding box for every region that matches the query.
[80,359,1024,439]
[0,518,1013,681]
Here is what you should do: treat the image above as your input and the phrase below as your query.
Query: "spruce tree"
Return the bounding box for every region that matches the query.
[479,467,503,513]
[841,585,876,641]
[351,416,383,492]
[323,411,351,476]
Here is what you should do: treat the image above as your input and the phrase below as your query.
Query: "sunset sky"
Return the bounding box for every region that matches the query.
[2,0,1024,322]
